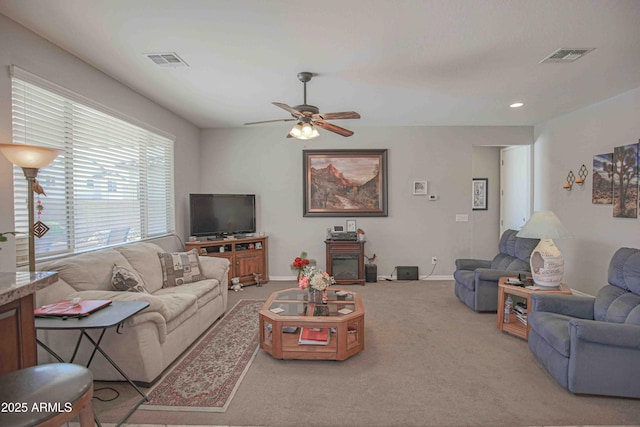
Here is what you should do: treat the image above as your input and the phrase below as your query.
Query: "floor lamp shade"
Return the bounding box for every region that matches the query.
[0,143,62,272]
[516,211,572,288]
[0,143,61,169]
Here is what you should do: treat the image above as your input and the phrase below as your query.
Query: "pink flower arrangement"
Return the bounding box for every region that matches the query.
[298,266,335,292]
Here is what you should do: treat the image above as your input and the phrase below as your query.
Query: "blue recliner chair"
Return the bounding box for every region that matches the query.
[454,229,539,312]
[528,247,640,398]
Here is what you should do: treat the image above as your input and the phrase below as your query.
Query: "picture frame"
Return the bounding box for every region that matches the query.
[303,149,388,217]
[472,178,488,210]
[346,219,357,232]
[413,181,427,195]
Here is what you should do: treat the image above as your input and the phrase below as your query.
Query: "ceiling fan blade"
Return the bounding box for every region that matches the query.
[272,102,303,118]
[313,111,361,120]
[315,119,354,137]
[244,118,297,125]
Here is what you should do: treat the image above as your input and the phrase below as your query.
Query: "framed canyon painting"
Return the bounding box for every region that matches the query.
[303,149,388,217]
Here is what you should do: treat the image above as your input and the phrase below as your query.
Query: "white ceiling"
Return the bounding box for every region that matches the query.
[1,0,640,130]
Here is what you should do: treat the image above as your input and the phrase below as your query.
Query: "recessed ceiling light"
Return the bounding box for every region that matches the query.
[510,102,524,108]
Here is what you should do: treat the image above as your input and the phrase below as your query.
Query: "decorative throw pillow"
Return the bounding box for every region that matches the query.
[111,264,149,293]
[158,249,205,288]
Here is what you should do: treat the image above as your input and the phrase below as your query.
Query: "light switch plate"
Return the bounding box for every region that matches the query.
[456,214,469,222]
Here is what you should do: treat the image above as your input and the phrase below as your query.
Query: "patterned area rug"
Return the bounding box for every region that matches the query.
[139,299,263,412]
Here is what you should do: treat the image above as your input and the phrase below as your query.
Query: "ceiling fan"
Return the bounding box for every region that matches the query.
[244,72,360,139]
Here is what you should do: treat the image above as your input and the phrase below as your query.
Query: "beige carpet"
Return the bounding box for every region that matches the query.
[94,280,640,427]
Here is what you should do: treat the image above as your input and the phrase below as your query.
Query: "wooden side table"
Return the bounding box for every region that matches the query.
[497,277,572,340]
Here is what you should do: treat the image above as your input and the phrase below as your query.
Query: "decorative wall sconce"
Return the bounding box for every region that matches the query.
[563,170,575,190]
[575,164,588,185]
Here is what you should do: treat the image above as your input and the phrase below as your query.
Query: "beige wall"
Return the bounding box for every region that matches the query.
[533,86,640,295]
[0,14,201,271]
[200,126,531,279]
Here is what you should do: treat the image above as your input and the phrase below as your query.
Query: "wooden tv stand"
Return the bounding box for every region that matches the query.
[186,236,269,289]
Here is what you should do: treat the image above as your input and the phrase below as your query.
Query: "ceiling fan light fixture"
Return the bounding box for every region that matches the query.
[289,122,319,140]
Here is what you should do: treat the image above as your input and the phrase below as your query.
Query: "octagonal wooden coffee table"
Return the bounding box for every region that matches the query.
[259,288,364,360]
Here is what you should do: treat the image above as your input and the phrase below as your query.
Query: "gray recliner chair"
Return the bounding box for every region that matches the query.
[454,229,539,312]
[528,247,640,398]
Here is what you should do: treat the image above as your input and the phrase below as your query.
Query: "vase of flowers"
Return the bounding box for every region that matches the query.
[291,251,316,281]
[298,265,335,303]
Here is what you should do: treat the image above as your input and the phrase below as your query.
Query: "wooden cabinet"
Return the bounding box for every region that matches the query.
[186,236,269,288]
[0,272,58,375]
[0,295,37,375]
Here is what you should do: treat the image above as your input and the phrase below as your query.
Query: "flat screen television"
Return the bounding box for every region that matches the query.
[189,194,256,238]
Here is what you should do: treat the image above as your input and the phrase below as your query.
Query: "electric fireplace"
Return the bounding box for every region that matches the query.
[325,240,365,286]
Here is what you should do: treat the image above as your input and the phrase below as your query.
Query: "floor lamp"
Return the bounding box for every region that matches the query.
[0,143,62,272]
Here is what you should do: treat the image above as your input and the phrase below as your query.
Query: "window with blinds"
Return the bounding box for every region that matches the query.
[10,67,175,266]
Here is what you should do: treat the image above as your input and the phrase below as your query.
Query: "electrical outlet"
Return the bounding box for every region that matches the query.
[431,257,437,265]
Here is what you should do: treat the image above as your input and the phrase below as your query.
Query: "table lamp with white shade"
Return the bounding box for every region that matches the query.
[0,143,62,272]
[516,210,572,288]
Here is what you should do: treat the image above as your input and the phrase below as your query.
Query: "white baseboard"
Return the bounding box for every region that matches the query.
[270,276,298,281]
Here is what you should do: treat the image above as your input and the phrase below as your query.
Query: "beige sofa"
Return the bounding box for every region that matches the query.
[35,235,229,385]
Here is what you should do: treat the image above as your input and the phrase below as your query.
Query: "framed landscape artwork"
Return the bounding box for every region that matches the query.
[303,149,388,217]
[592,152,613,204]
[472,178,488,210]
[612,143,638,218]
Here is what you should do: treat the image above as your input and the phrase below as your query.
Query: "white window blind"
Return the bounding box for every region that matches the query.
[11,67,175,266]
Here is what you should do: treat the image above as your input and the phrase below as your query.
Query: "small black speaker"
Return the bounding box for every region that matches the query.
[365,264,377,282]
[396,266,419,280]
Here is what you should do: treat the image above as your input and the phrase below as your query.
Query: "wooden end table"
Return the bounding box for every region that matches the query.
[497,277,572,340]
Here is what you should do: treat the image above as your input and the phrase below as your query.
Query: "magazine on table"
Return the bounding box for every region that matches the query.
[298,327,330,345]
[34,299,112,317]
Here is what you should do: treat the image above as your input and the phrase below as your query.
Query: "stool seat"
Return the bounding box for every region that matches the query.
[0,363,94,427]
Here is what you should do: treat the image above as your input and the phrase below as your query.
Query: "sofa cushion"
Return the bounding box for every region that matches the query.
[605,291,640,323]
[528,312,572,357]
[514,236,539,263]
[626,305,640,325]
[608,247,640,294]
[111,264,149,293]
[154,278,221,308]
[506,258,530,272]
[498,229,517,257]
[116,242,166,293]
[149,292,197,323]
[150,292,198,333]
[594,285,628,322]
[39,249,143,292]
[491,253,514,270]
[158,249,205,287]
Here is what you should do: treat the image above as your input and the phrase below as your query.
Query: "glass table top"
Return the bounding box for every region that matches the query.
[272,288,355,302]
[266,289,357,317]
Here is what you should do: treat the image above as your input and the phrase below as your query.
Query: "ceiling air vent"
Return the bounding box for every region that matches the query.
[145,52,189,67]
[540,48,595,63]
